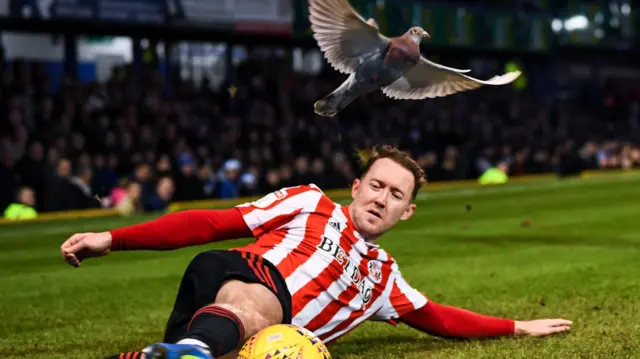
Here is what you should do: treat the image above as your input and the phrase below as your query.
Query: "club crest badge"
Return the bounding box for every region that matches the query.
[368,260,383,284]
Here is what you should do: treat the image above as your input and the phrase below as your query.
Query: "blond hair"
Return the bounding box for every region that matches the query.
[358,145,426,199]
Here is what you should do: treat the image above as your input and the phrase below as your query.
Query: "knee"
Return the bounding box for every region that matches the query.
[215,303,276,339]
[216,281,283,326]
[214,280,284,339]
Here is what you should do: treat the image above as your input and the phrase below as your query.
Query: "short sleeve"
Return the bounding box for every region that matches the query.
[235,184,324,237]
[373,266,428,323]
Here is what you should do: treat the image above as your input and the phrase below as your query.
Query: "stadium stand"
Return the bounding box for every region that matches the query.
[0,0,639,217]
[0,51,639,216]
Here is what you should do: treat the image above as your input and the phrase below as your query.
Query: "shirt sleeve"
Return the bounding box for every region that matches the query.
[110,208,252,251]
[398,301,515,339]
[235,184,324,237]
[373,264,429,323]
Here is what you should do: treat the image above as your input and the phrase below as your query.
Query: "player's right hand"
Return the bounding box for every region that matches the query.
[60,231,113,267]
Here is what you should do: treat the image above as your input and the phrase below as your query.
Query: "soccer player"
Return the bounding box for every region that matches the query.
[60,145,573,359]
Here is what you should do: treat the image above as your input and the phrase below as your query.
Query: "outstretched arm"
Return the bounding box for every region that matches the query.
[399,301,572,339]
[110,208,251,250]
[61,185,324,267]
[398,301,514,339]
[61,208,252,267]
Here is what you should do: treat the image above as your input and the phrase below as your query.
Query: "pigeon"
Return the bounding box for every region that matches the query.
[309,0,521,117]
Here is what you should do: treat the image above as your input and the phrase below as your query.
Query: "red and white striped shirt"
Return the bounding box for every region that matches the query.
[110,185,515,342]
[233,184,428,343]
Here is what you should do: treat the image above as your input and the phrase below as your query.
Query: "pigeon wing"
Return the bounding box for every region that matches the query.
[309,0,390,74]
[381,57,521,100]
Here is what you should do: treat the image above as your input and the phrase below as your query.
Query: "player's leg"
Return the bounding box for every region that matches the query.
[173,279,283,356]
[161,250,217,345]
[150,251,291,358]
[104,251,226,359]
[106,250,291,359]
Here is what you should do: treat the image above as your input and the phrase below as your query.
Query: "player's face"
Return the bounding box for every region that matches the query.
[350,158,416,239]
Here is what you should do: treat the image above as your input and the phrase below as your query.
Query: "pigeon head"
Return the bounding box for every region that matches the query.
[405,26,430,44]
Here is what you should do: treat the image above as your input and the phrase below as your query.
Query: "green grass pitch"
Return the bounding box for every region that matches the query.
[1,174,639,359]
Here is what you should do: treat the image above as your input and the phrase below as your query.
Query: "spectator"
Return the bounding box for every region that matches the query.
[419,151,439,181]
[60,163,100,211]
[3,186,37,220]
[173,154,204,201]
[199,163,217,198]
[279,164,294,188]
[131,162,154,205]
[293,156,313,185]
[143,176,174,212]
[116,181,143,216]
[109,178,130,209]
[92,154,118,198]
[262,168,282,194]
[43,158,72,212]
[239,172,258,197]
[156,154,172,177]
[217,159,241,199]
[15,141,45,211]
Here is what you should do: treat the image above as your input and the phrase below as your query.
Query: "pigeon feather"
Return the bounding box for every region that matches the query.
[308,0,389,74]
[381,57,521,100]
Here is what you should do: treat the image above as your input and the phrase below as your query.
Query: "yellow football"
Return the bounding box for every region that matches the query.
[237,324,331,359]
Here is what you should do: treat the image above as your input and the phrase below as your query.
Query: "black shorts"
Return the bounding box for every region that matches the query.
[163,250,292,343]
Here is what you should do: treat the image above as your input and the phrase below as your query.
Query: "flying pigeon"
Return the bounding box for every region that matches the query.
[309,0,521,117]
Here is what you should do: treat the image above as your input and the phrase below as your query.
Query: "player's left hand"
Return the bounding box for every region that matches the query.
[60,231,113,267]
[514,319,573,337]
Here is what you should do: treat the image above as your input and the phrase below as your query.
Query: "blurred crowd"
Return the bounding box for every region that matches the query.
[1,50,640,217]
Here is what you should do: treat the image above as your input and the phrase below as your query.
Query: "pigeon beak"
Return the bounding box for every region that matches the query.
[422,31,430,38]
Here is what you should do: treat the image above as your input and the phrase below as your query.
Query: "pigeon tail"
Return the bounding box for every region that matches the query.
[314,76,357,117]
[314,92,357,117]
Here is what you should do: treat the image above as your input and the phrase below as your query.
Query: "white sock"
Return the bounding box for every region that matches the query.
[177,338,211,352]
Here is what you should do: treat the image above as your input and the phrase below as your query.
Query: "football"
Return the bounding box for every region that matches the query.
[237,324,332,359]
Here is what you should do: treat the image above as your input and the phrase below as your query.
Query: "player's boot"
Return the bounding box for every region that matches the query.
[143,343,214,359]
